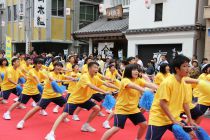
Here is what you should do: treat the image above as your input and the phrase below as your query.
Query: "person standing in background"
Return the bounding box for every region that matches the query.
[135,55,144,68]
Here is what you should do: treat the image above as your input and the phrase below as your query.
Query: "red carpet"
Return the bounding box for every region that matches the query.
[0,95,209,140]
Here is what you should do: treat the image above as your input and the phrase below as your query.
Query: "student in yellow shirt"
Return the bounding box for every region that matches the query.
[145,55,197,140]
[3,58,46,120]
[19,57,33,74]
[16,62,76,129]
[81,57,92,74]
[154,63,171,85]
[0,58,25,103]
[0,58,9,84]
[45,62,119,140]
[19,52,26,66]
[53,64,81,114]
[101,64,157,140]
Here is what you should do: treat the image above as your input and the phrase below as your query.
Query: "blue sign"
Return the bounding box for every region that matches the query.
[208,29,210,36]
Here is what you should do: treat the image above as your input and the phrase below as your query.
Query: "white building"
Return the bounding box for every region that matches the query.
[126,0,207,63]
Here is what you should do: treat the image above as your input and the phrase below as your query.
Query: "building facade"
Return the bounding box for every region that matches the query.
[73,0,130,58]
[126,0,207,63]
[204,0,210,61]
[5,0,73,54]
[0,0,6,50]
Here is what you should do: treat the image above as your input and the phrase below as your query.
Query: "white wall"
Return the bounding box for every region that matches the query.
[127,31,195,59]
[129,0,197,29]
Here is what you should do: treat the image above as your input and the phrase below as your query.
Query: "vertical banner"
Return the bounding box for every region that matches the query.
[34,0,46,28]
[6,36,12,63]
[19,0,25,17]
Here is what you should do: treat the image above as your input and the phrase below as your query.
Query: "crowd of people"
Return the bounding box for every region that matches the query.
[0,50,209,140]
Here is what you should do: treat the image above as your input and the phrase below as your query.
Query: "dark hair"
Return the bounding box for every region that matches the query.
[0,58,9,66]
[202,58,208,62]
[159,63,170,74]
[53,62,63,67]
[135,55,141,59]
[12,58,19,66]
[72,64,78,69]
[126,57,135,63]
[84,57,92,64]
[34,58,44,65]
[109,64,115,69]
[172,55,190,74]
[68,55,74,61]
[124,64,139,79]
[19,52,25,56]
[25,57,31,61]
[88,62,99,69]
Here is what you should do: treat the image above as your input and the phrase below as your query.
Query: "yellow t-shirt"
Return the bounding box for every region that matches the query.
[197,80,210,106]
[206,74,210,81]
[22,69,46,95]
[20,59,26,66]
[0,66,8,83]
[115,78,145,114]
[1,66,24,91]
[48,63,54,71]
[105,69,121,92]
[149,75,190,126]
[67,72,81,93]
[193,73,207,97]
[81,64,88,74]
[67,73,104,104]
[20,64,33,74]
[41,72,66,99]
[154,72,171,86]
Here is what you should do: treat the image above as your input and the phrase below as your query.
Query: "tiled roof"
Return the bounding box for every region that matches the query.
[126,25,205,35]
[73,16,128,38]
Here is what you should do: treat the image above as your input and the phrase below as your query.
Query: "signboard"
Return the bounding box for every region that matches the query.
[66,8,71,15]
[5,36,12,63]
[106,5,123,20]
[34,0,46,28]
[208,28,210,37]
[19,0,25,16]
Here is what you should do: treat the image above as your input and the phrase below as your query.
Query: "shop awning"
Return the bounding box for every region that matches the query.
[73,16,128,39]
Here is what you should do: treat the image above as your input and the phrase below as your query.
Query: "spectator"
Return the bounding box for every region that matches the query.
[97,55,104,72]
[146,60,155,76]
[200,58,208,67]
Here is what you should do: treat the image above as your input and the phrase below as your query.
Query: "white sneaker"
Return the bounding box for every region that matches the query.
[17,120,24,129]
[72,115,80,121]
[3,112,11,120]
[40,109,48,116]
[53,106,59,113]
[45,132,55,140]
[81,123,96,132]
[63,117,70,123]
[98,111,106,117]
[13,97,19,102]
[204,110,210,116]
[16,104,26,109]
[103,121,111,129]
[31,101,37,107]
[105,109,112,114]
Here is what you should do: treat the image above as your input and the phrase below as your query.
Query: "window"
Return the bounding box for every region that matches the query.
[111,0,130,6]
[13,5,17,21]
[52,0,64,17]
[155,3,163,21]
[8,6,11,21]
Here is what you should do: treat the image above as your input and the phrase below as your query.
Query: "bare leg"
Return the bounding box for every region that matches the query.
[22,106,41,121]
[50,112,69,134]
[86,105,100,123]
[136,121,147,140]
[7,101,21,113]
[74,107,82,115]
[101,126,120,140]
[105,112,114,122]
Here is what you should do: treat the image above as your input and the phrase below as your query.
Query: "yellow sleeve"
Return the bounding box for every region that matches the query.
[197,80,210,95]
[158,82,170,102]
[206,75,210,81]
[97,73,104,79]
[137,78,146,87]
[121,78,132,90]
[95,76,104,87]
[80,75,91,88]
[154,73,164,85]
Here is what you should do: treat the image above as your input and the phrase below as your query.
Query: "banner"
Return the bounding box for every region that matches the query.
[6,36,12,63]
[34,0,46,28]
[19,0,25,17]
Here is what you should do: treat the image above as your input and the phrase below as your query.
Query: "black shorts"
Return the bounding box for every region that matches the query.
[114,112,146,129]
[38,96,66,109]
[91,93,105,102]
[192,104,210,119]
[18,94,41,104]
[1,88,19,100]
[64,100,96,115]
[65,93,71,101]
[145,121,192,140]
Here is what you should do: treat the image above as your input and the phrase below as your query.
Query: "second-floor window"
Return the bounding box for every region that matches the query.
[8,6,11,21]
[52,0,64,17]
[155,3,163,21]
[13,5,17,21]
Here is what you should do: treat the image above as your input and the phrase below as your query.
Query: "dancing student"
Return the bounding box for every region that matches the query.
[154,63,171,85]
[3,58,47,120]
[0,58,25,104]
[45,62,118,140]
[145,55,197,140]
[53,64,81,114]
[81,57,92,74]
[101,64,157,140]
[16,62,76,129]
